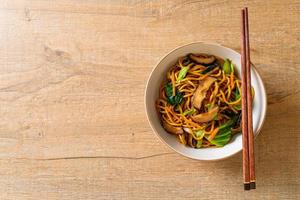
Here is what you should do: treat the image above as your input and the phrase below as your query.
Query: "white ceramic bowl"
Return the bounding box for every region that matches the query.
[145,42,267,161]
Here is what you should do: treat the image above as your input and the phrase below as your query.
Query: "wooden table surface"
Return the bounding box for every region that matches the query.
[0,0,299,199]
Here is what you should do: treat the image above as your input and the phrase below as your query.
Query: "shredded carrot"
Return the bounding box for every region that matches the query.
[205,121,215,135]
[220,90,241,105]
[171,71,176,96]
[208,127,220,141]
[182,115,204,129]
[164,107,176,123]
[166,106,181,121]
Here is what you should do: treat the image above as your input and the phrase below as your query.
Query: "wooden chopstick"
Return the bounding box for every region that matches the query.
[241,8,250,190]
[241,7,256,190]
[244,7,256,189]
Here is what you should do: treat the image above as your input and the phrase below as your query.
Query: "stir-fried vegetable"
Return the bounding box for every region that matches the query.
[202,62,219,74]
[207,116,239,147]
[157,53,249,149]
[233,88,242,110]
[223,59,231,74]
[182,107,196,116]
[195,130,205,139]
[209,129,231,147]
[177,66,189,82]
[196,139,203,148]
[165,83,183,106]
[192,77,216,109]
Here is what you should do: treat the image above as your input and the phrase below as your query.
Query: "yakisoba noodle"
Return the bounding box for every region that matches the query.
[156,53,251,148]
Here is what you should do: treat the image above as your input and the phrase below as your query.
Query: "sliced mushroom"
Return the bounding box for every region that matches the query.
[189,53,216,65]
[188,134,195,148]
[192,77,216,110]
[163,121,183,135]
[191,106,219,123]
[183,127,193,134]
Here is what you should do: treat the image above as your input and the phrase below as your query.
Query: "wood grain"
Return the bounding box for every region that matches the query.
[0,0,299,199]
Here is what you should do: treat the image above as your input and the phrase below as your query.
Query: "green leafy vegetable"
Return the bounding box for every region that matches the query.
[202,63,218,74]
[165,83,183,106]
[219,116,238,131]
[209,129,231,147]
[234,88,240,99]
[177,67,189,82]
[195,130,205,139]
[167,93,183,106]
[195,130,205,148]
[233,105,241,110]
[182,107,196,116]
[223,59,231,74]
[206,116,239,147]
[233,89,241,110]
[196,139,203,149]
[165,83,173,97]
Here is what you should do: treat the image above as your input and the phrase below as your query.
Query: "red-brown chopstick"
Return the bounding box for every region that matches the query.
[244,7,256,189]
[241,7,256,190]
[241,8,250,190]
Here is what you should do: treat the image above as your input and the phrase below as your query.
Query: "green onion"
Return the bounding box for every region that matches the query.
[165,83,183,106]
[182,107,196,116]
[165,83,173,97]
[223,59,231,74]
[177,67,189,82]
[233,89,241,110]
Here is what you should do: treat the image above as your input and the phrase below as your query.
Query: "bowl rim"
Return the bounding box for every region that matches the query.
[145,41,267,161]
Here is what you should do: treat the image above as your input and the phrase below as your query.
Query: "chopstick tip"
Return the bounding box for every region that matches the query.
[250,182,256,189]
[244,183,251,190]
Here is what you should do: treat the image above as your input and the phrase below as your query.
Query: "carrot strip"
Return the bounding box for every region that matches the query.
[208,127,220,141]
[171,71,176,96]
[220,90,241,105]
